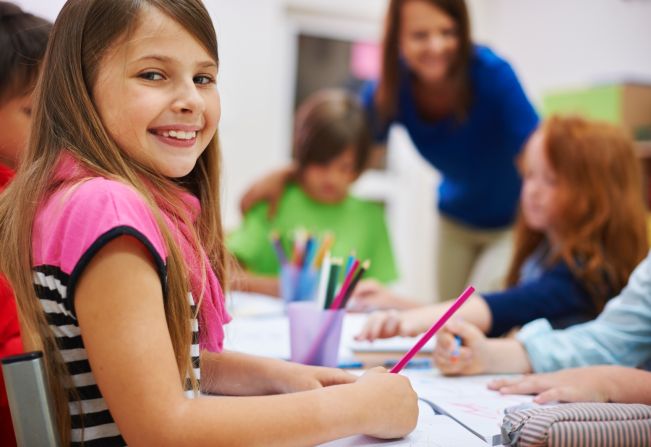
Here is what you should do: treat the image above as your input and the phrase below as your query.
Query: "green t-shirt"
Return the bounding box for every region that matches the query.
[227,183,398,283]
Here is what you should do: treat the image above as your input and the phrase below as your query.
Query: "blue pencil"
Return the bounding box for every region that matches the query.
[451,335,462,362]
[270,232,287,265]
[302,236,315,269]
[344,253,356,276]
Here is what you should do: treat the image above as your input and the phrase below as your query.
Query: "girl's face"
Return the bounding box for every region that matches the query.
[399,0,460,85]
[93,7,220,178]
[0,92,33,169]
[520,131,560,235]
[299,147,358,204]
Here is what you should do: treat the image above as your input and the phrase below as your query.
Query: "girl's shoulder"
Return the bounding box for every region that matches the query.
[33,176,167,274]
[44,176,157,228]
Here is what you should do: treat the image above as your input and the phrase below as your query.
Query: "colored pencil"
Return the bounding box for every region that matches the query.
[390,285,475,373]
[323,259,341,309]
[339,260,370,309]
[329,258,360,310]
[315,253,331,309]
[312,233,334,268]
[269,231,287,265]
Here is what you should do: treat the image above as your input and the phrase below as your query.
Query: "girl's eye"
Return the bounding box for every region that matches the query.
[139,71,164,81]
[194,75,215,85]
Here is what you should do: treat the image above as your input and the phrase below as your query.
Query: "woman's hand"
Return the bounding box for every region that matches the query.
[347,279,421,312]
[488,366,620,404]
[239,165,295,217]
[354,367,419,439]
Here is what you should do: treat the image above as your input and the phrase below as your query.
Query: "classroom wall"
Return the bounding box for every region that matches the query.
[471,0,651,105]
[13,0,651,301]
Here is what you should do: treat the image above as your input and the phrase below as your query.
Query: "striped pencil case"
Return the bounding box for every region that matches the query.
[500,402,651,446]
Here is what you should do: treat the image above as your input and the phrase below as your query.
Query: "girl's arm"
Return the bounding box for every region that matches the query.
[355,294,493,341]
[488,366,651,404]
[76,236,417,446]
[200,351,356,396]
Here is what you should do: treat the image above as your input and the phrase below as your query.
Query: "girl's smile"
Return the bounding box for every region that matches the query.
[148,125,202,148]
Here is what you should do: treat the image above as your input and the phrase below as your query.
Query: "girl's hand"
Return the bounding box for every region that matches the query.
[488,367,616,404]
[347,279,421,312]
[355,308,428,341]
[274,362,356,394]
[354,367,419,439]
[434,320,491,375]
[239,165,295,217]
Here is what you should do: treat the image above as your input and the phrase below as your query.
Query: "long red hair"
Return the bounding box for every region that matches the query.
[507,115,648,313]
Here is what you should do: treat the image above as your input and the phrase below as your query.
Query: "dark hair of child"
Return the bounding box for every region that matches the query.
[0,2,52,102]
[293,89,372,175]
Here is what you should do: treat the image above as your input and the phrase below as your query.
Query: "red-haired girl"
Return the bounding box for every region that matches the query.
[357,116,647,340]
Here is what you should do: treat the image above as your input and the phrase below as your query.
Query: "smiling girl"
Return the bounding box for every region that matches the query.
[0,1,417,445]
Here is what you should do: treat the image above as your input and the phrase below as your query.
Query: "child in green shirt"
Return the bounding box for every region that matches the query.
[228,89,398,296]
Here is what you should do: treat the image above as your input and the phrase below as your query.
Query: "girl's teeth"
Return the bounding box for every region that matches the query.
[160,130,196,140]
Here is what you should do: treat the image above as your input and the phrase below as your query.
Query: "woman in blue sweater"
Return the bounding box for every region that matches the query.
[241,0,538,300]
[361,0,539,301]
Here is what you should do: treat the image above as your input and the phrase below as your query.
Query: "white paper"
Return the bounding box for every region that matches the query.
[320,400,487,446]
[402,370,533,445]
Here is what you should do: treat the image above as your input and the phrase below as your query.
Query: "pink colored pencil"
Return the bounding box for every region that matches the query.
[329,258,360,310]
[390,285,475,373]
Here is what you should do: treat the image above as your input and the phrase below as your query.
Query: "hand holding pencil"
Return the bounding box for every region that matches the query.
[433,318,492,376]
[389,286,474,373]
[354,367,419,439]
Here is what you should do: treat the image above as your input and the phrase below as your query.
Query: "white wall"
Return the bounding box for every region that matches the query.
[469,0,651,105]
[13,0,651,300]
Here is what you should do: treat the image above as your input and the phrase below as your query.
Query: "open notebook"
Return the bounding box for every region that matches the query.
[319,399,487,447]
[403,370,535,445]
[344,314,435,354]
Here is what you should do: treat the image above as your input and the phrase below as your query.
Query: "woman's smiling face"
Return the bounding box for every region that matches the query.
[399,0,461,85]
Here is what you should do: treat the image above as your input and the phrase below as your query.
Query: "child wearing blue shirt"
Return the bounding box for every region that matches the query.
[435,249,651,381]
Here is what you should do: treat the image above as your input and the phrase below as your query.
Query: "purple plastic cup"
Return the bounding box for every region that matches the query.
[287,301,345,367]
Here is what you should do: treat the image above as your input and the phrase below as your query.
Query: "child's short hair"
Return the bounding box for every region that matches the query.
[0,2,51,102]
[293,89,372,174]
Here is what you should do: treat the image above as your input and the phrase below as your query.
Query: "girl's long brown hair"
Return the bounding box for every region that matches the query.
[376,0,473,123]
[507,115,648,313]
[0,0,226,444]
